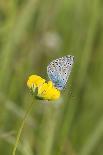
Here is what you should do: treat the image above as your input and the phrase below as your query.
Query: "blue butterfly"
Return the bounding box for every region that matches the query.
[47,55,74,90]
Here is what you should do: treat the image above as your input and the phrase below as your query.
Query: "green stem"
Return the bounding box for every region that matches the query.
[12,100,34,155]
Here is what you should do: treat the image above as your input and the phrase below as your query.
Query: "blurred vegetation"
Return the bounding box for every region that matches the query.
[0,0,103,155]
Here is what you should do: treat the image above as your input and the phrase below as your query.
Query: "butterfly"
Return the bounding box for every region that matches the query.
[47,55,74,90]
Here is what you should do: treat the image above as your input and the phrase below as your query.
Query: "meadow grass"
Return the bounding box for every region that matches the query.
[0,0,103,155]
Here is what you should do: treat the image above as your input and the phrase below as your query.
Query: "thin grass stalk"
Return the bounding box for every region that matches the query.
[12,100,34,155]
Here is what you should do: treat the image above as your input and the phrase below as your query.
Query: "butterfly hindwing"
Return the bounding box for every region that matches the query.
[47,55,74,90]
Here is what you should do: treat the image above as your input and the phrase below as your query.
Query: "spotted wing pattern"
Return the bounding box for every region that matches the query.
[47,55,74,90]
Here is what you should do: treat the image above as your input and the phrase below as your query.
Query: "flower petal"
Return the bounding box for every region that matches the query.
[37,81,60,100]
[27,75,45,90]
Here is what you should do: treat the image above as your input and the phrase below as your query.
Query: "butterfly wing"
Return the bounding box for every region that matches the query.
[47,55,74,90]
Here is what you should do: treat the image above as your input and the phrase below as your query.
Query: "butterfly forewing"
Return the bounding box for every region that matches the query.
[47,55,74,90]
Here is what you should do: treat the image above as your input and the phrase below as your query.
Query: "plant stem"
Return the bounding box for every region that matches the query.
[12,100,34,155]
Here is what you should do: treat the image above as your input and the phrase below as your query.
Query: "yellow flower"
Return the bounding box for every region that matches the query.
[27,75,45,92]
[27,75,60,100]
[37,81,60,100]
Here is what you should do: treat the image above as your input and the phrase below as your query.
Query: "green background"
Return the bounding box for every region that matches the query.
[0,0,103,155]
